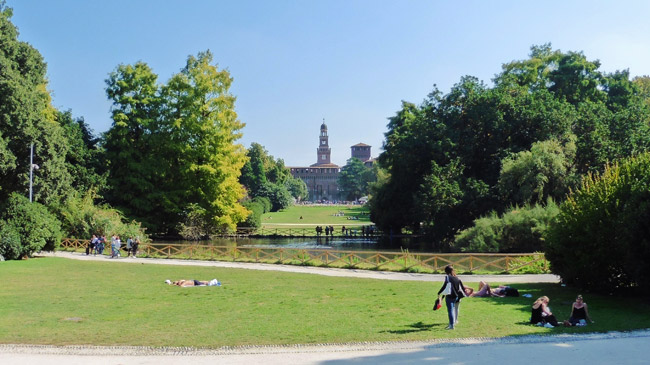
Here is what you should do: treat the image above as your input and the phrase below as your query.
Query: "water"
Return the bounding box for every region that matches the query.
[154,236,438,253]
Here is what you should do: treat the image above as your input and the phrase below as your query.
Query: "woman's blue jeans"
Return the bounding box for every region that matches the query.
[445,296,460,328]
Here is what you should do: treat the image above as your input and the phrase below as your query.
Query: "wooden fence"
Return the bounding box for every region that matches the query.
[59,238,549,274]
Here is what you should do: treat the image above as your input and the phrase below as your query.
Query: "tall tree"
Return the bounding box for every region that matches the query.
[164,51,248,232]
[338,157,372,201]
[104,61,163,230]
[56,110,106,193]
[0,5,72,206]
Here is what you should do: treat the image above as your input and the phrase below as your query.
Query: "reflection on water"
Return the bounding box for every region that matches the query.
[154,236,439,253]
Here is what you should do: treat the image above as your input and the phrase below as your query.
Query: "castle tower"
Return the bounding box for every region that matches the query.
[350,143,371,162]
[315,119,331,165]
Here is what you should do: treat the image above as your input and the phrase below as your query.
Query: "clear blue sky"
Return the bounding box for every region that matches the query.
[8,0,650,166]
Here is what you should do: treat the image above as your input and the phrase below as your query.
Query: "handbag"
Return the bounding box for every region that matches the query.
[441,276,452,296]
[433,298,442,311]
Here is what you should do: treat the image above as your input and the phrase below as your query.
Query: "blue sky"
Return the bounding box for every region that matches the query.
[8,0,650,166]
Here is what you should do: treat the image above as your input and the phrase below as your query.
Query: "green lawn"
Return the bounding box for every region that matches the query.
[262,205,371,228]
[1,258,649,347]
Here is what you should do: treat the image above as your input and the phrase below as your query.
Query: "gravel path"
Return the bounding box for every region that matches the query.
[37,250,561,283]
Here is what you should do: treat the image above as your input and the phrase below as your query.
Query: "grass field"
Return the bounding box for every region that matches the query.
[2,258,649,347]
[261,205,371,228]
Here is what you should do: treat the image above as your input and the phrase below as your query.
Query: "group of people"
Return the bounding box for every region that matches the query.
[86,235,106,255]
[436,264,594,330]
[86,234,140,258]
[315,225,335,236]
[530,294,594,328]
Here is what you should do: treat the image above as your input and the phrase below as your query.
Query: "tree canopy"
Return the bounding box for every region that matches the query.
[103,51,249,235]
[370,44,650,247]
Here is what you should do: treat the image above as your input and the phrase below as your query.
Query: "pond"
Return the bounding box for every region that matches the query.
[154,236,442,253]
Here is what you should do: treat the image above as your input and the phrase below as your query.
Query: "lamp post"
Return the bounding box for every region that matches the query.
[29,143,39,202]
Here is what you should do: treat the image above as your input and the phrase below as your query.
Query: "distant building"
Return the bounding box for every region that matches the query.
[350,143,371,162]
[289,121,374,201]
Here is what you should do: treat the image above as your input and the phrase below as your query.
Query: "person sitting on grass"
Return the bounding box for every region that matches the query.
[530,296,559,328]
[564,294,594,326]
[165,279,220,287]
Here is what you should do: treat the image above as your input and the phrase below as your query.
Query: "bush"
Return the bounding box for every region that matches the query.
[0,193,62,259]
[455,200,559,253]
[238,201,264,229]
[252,196,272,213]
[53,190,149,242]
[256,182,292,212]
[545,154,650,293]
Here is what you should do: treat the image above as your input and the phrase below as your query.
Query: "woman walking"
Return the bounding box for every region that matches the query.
[437,265,467,330]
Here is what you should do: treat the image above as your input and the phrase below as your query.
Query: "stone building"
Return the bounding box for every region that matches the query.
[289,121,373,201]
[290,122,340,201]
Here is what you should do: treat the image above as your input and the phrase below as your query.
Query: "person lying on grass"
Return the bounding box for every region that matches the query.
[165,279,220,287]
[465,281,507,297]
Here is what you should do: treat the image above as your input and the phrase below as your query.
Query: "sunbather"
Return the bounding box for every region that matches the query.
[165,279,220,287]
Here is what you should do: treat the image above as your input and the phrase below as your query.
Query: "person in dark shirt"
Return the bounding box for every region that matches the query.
[565,294,594,326]
[530,296,559,327]
[437,265,467,330]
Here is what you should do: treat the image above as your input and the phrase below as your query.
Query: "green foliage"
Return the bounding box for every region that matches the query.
[238,200,264,229]
[455,201,559,253]
[371,44,650,246]
[103,51,248,235]
[545,153,650,293]
[338,157,375,201]
[252,196,272,213]
[178,203,212,240]
[240,143,304,203]
[56,110,106,193]
[256,181,293,212]
[284,176,308,201]
[498,139,577,205]
[0,193,62,259]
[52,190,148,241]
[0,6,73,206]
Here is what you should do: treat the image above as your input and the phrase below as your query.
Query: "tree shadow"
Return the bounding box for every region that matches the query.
[381,321,442,334]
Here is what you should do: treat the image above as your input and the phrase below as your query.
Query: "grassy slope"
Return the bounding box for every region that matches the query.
[1,258,649,347]
[261,205,371,228]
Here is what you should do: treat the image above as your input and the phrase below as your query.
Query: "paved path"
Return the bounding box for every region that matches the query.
[38,251,560,283]
[6,251,637,364]
[2,330,649,364]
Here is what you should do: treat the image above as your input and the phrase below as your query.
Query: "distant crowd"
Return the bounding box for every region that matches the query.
[86,234,141,258]
[315,225,376,237]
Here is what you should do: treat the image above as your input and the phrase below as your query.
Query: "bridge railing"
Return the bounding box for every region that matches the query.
[59,238,549,274]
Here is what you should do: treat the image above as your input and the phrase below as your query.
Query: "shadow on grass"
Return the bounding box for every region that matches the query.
[382,321,443,334]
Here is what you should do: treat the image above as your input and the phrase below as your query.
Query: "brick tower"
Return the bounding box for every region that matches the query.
[315,119,331,165]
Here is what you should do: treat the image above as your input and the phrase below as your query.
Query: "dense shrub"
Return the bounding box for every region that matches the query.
[455,200,559,252]
[238,200,264,229]
[256,182,292,212]
[0,193,62,259]
[252,196,272,213]
[54,191,148,241]
[545,154,650,293]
